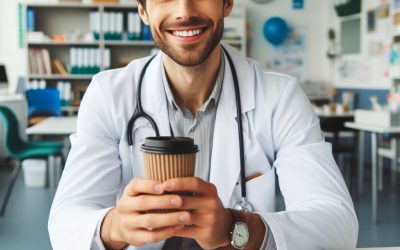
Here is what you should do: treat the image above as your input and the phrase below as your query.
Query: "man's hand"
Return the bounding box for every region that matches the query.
[163,177,233,249]
[100,178,190,249]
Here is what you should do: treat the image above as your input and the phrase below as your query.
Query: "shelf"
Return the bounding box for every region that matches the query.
[29,74,94,80]
[26,2,137,9]
[28,41,100,46]
[27,40,242,47]
[104,40,155,46]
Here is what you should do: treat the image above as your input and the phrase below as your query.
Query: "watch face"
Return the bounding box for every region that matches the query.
[232,222,249,248]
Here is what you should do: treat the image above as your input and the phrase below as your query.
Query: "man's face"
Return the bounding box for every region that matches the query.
[138,0,233,67]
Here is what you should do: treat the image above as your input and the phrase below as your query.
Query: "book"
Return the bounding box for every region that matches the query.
[41,49,52,75]
[28,48,52,75]
[35,49,44,75]
[52,59,68,75]
[29,49,38,74]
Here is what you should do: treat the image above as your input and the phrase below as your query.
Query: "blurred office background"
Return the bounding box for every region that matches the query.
[0,0,400,249]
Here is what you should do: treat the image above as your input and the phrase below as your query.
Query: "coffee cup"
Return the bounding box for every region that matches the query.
[141,136,198,213]
[141,136,198,182]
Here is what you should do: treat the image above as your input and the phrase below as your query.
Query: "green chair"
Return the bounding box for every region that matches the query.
[0,106,63,217]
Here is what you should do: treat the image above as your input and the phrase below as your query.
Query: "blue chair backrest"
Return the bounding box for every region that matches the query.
[26,88,62,117]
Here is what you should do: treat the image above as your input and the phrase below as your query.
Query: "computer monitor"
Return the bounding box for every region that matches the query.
[0,65,9,94]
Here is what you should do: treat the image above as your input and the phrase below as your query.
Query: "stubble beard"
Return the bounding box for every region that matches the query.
[151,18,224,67]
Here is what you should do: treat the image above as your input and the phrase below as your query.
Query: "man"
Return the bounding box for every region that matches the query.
[48,0,358,249]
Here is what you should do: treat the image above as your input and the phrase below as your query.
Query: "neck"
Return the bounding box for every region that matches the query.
[163,46,222,114]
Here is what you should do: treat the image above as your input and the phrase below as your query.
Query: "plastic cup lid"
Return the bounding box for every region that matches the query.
[141,136,199,154]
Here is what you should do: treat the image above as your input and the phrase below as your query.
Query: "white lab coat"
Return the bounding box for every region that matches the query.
[48,43,358,250]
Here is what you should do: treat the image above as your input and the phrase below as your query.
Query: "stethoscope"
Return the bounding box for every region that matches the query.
[127,47,253,213]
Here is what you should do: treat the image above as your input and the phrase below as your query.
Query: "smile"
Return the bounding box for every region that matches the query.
[172,29,203,37]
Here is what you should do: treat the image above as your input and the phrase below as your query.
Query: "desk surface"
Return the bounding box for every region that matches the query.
[345,122,400,133]
[317,112,354,118]
[356,248,400,250]
[26,116,77,135]
[0,94,24,102]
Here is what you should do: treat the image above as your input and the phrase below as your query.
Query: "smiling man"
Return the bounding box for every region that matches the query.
[48,0,358,249]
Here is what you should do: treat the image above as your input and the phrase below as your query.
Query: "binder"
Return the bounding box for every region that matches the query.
[27,8,35,32]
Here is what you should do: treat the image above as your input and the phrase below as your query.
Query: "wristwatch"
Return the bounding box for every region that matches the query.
[228,209,250,249]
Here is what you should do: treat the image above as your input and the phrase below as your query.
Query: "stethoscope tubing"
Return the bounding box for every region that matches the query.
[222,47,247,199]
[127,55,159,145]
[127,46,250,209]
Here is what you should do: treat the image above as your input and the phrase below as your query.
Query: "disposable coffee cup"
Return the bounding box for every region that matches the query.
[141,136,198,182]
[142,137,198,213]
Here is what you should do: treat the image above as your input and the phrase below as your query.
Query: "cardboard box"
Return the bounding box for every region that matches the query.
[355,109,400,127]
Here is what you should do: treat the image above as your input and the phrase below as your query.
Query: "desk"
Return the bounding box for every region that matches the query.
[26,116,77,196]
[26,116,77,135]
[344,122,400,223]
[356,248,400,250]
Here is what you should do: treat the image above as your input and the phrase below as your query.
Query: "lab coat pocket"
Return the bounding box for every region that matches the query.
[230,169,276,213]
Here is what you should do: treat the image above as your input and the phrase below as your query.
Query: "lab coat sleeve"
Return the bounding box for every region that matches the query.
[48,75,122,250]
[262,78,358,250]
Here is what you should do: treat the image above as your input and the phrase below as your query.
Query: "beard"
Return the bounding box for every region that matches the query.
[151,17,224,67]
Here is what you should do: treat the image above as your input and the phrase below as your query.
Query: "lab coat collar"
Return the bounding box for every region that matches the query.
[220,42,255,116]
[139,53,172,136]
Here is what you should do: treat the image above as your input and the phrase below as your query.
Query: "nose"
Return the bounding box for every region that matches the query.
[174,0,198,21]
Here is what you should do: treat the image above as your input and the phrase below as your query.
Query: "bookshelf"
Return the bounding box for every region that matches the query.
[24,2,247,109]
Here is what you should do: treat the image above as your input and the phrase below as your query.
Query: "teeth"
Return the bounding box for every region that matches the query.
[173,29,201,37]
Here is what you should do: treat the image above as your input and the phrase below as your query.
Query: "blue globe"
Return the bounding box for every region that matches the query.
[263,17,289,46]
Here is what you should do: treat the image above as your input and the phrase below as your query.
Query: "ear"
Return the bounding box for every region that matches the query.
[223,0,234,17]
[137,0,150,25]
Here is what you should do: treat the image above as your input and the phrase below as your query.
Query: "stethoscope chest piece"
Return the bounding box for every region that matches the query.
[233,197,254,212]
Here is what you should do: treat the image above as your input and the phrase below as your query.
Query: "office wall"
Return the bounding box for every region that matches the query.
[243,0,332,82]
[330,0,393,89]
[0,0,332,92]
[0,1,27,93]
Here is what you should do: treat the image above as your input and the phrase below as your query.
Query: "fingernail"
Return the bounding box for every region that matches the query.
[154,184,163,193]
[179,213,189,222]
[170,197,179,205]
[163,181,174,190]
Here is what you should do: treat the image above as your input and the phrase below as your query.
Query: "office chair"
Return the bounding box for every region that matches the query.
[377,137,399,190]
[25,88,62,126]
[0,106,63,217]
[320,116,357,192]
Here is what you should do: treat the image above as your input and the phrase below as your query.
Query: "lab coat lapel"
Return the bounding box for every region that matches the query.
[137,46,256,207]
[210,44,255,207]
[139,53,171,136]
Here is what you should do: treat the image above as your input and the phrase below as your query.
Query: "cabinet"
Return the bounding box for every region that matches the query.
[24,2,247,110]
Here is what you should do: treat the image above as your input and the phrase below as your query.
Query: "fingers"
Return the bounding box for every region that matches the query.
[128,225,186,246]
[120,194,184,212]
[179,195,220,211]
[124,178,164,196]
[174,225,201,239]
[162,177,217,195]
[124,211,191,230]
